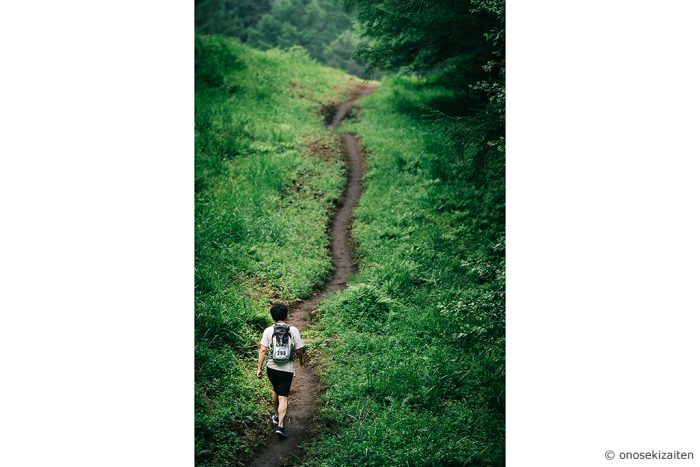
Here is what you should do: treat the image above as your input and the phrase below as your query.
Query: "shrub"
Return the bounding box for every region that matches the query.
[195,35,243,88]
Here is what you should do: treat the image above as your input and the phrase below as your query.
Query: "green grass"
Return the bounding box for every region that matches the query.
[194,35,359,465]
[194,35,504,465]
[305,76,505,466]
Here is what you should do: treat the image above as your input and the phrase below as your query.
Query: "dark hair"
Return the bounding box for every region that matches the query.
[270,303,288,322]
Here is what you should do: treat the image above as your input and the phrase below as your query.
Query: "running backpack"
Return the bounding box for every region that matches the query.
[269,324,295,363]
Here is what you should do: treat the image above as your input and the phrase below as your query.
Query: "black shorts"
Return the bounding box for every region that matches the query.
[267,367,293,396]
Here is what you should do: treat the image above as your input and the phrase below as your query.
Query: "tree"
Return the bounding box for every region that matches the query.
[345,0,503,95]
[346,0,504,169]
[322,29,365,77]
[195,0,272,41]
[247,0,367,76]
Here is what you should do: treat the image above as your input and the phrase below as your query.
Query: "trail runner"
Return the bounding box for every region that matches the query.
[257,303,305,438]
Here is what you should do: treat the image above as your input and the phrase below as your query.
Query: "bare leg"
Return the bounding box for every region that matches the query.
[272,391,279,416]
[278,396,288,428]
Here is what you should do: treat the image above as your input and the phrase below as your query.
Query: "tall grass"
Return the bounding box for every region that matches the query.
[306,76,505,466]
[195,36,357,465]
[195,36,504,465]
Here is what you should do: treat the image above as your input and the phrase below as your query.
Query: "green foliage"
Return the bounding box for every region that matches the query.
[195,0,370,77]
[306,77,505,466]
[249,0,350,58]
[321,29,366,78]
[194,3,506,461]
[345,0,503,81]
[321,284,393,333]
[248,0,369,77]
[195,35,358,465]
[345,0,505,164]
[195,0,272,40]
[195,35,243,88]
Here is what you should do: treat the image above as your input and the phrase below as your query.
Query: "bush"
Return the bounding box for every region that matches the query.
[195,35,243,88]
[321,284,393,332]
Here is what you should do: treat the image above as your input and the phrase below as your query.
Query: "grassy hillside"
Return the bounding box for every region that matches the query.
[305,77,505,465]
[194,35,358,465]
[195,34,504,466]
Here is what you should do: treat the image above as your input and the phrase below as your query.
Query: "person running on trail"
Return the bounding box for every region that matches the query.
[257,303,305,438]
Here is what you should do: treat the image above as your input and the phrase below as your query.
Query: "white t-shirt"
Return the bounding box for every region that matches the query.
[261,323,304,374]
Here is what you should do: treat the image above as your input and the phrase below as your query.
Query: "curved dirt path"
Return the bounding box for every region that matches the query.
[250,83,377,467]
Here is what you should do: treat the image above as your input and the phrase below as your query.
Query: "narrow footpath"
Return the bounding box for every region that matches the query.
[250,83,377,467]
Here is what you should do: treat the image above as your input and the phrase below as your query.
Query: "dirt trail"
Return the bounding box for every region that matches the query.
[250,83,377,467]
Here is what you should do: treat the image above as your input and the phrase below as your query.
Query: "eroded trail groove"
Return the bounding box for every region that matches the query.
[250,83,377,467]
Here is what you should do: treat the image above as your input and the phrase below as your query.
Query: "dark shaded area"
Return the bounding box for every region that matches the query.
[346,0,504,168]
[318,101,339,126]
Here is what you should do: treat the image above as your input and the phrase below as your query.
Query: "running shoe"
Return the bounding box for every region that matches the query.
[275,425,288,438]
[271,414,279,426]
